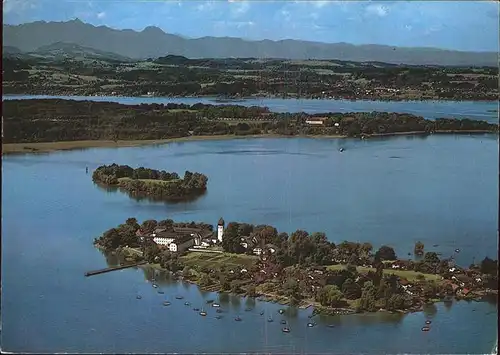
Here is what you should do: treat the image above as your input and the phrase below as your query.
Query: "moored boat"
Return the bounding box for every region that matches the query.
[136,295,142,300]
[163,301,171,306]
[212,303,220,308]
[421,326,430,332]
[176,296,184,300]
[199,310,207,316]
[282,327,291,333]
[235,316,242,322]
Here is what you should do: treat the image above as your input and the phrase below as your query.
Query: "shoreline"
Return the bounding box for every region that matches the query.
[3,93,498,103]
[137,261,495,318]
[3,131,497,156]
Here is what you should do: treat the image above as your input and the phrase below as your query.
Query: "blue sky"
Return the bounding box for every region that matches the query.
[3,0,499,52]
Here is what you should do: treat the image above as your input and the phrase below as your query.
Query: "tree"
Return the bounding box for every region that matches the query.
[246,285,257,297]
[221,222,244,254]
[414,241,425,256]
[230,280,242,293]
[316,285,344,307]
[144,242,160,263]
[341,278,362,300]
[158,219,174,229]
[387,294,405,311]
[424,252,440,264]
[359,281,377,312]
[141,219,158,234]
[199,274,212,287]
[480,257,498,276]
[182,266,191,279]
[375,245,397,261]
[219,274,231,291]
[126,217,140,229]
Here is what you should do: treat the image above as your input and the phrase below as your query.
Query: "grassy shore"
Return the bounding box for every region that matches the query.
[4,130,495,156]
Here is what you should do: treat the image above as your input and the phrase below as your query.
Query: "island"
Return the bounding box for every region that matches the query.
[92,164,208,202]
[3,99,498,154]
[93,217,499,316]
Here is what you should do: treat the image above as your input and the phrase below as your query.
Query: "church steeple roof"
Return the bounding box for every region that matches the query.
[218,217,225,226]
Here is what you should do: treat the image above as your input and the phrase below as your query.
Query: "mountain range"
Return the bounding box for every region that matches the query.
[3,19,498,66]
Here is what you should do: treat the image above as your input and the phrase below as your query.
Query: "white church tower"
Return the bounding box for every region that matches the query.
[217,217,225,243]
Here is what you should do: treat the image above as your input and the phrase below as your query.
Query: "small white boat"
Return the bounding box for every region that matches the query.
[339,148,345,152]
[152,284,158,288]
[212,303,220,308]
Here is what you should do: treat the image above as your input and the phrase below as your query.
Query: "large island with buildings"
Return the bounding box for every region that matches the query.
[93,217,498,317]
[3,99,498,154]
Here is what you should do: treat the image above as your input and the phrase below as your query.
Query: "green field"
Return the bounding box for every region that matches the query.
[327,264,441,281]
[180,252,258,270]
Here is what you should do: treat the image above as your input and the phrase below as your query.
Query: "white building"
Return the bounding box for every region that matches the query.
[217,217,225,243]
[169,235,195,253]
[305,119,325,125]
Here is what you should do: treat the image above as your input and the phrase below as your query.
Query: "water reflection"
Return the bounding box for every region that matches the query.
[93,182,207,204]
[422,303,438,318]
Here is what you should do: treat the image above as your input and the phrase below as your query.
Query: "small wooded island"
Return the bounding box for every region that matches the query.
[93,217,498,316]
[92,164,208,201]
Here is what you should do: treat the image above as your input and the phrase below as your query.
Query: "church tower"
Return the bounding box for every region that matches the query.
[217,217,225,243]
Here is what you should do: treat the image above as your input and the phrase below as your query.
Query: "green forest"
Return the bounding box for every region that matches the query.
[3,99,497,144]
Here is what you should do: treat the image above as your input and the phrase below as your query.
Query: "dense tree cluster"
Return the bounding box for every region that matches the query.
[92,164,208,201]
[3,99,497,144]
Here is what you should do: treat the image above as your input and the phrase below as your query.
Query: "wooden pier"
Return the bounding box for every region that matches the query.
[85,261,147,277]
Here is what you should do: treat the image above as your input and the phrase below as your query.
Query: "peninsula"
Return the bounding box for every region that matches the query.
[94,217,499,316]
[3,99,498,154]
[92,164,208,202]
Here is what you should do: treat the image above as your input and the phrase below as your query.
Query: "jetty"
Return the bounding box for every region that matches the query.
[84,261,147,277]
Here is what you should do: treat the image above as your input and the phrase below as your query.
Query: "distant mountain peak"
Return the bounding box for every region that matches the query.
[69,18,84,24]
[2,19,497,66]
[142,26,165,35]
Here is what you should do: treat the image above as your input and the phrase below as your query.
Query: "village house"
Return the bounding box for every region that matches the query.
[169,234,195,253]
[305,117,326,125]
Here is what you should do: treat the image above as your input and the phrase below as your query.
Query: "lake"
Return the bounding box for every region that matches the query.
[2,134,498,353]
[3,94,498,123]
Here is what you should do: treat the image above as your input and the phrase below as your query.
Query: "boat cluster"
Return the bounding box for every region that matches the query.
[421,319,432,332]
[137,282,337,333]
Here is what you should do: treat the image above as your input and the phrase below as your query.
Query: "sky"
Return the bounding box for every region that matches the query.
[3,0,499,52]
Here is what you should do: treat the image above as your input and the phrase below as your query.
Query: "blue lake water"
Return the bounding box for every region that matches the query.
[3,94,498,123]
[2,134,498,353]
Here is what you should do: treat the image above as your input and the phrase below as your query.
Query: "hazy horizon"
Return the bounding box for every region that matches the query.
[3,0,499,52]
